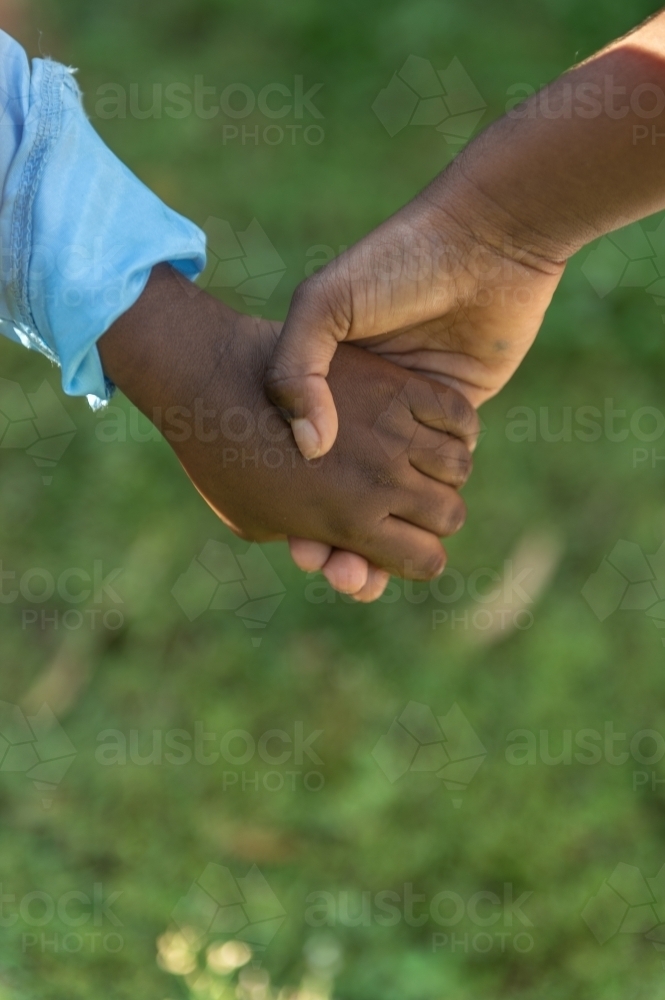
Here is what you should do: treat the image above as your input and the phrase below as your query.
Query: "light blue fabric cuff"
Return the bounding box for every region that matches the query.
[0,31,207,407]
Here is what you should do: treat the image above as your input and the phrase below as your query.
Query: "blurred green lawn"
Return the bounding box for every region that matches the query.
[3,0,665,997]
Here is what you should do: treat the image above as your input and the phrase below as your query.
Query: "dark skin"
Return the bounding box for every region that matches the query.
[98,264,478,598]
[264,13,665,594]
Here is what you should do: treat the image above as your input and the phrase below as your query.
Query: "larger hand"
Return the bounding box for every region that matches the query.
[268,165,565,593]
[270,12,665,591]
[265,163,565,461]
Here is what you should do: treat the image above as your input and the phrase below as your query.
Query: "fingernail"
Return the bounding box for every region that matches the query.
[292,418,322,460]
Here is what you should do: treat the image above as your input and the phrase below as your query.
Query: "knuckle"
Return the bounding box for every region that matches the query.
[420,436,473,485]
[447,388,479,438]
[409,433,473,486]
[417,544,447,581]
[263,367,299,411]
[444,440,473,484]
[324,508,364,549]
[441,494,467,536]
[357,453,402,492]
[290,276,317,313]
[263,360,289,391]
[292,273,348,332]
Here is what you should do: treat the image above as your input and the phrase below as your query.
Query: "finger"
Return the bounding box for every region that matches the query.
[356,517,448,580]
[322,550,369,594]
[351,566,391,603]
[289,539,377,597]
[288,537,332,572]
[405,378,480,449]
[264,278,348,459]
[408,425,473,488]
[392,477,467,539]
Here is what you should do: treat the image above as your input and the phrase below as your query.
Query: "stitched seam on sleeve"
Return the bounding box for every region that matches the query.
[9,59,63,359]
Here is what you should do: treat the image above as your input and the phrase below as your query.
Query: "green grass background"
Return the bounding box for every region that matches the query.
[2,0,665,996]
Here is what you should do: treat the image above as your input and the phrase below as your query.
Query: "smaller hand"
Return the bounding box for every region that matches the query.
[99,265,478,594]
[287,375,477,600]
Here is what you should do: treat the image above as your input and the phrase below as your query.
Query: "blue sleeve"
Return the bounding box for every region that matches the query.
[0,31,207,408]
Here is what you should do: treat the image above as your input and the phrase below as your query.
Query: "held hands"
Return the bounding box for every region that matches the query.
[100,157,565,603]
[99,265,478,602]
[266,165,565,457]
[267,165,567,591]
[99,156,566,602]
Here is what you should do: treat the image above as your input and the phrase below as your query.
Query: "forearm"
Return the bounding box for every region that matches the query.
[98,265,203,416]
[0,30,206,406]
[97,265,235,420]
[434,10,665,263]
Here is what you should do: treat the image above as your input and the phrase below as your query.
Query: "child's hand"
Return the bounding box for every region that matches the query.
[99,265,478,596]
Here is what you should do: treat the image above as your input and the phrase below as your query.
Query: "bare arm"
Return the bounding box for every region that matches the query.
[265,10,665,460]
[444,9,665,263]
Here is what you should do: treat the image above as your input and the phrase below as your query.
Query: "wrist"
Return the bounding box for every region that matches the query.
[97,265,233,421]
[435,28,665,266]
[0,37,206,405]
[420,156,568,279]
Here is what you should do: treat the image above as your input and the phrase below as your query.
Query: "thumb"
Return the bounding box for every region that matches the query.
[265,278,349,459]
